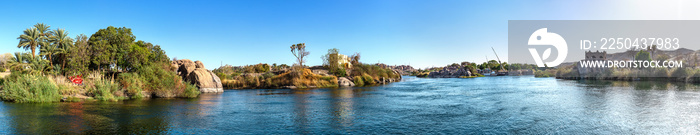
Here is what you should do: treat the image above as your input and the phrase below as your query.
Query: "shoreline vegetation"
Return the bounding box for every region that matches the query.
[0,23,203,103]
[0,23,404,103]
[212,47,402,89]
[537,47,700,83]
[409,61,541,78]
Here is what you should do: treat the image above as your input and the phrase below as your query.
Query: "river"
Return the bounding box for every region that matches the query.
[1,76,699,134]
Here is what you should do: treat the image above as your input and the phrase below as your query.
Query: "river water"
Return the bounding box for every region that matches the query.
[1,76,699,134]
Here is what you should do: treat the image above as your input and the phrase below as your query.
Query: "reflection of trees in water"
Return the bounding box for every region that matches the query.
[6,103,76,134]
[292,90,311,134]
[4,97,225,134]
[329,88,355,129]
[578,79,700,91]
[81,100,171,134]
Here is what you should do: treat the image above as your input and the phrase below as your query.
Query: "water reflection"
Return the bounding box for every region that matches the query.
[329,88,355,129]
[292,90,311,134]
[2,76,700,134]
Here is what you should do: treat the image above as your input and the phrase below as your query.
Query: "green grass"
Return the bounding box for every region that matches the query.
[0,74,62,103]
[91,78,125,101]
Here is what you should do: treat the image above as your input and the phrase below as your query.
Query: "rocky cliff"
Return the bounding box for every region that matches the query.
[172,59,223,93]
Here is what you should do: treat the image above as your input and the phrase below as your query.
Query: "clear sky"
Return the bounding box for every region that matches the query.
[1,0,699,70]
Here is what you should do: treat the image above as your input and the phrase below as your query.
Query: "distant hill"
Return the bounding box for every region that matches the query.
[558,48,699,67]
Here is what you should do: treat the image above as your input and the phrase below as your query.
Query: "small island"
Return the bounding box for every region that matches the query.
[211,46,401,89]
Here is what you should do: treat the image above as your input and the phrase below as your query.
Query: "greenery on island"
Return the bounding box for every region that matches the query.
[0,23,198,103]
[540,45,700,83]
[213,45,400,89]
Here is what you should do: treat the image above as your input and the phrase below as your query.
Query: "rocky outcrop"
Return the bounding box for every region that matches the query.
[338,77,355,87]
[427,65,472,78]
[172,59,223,93]
[388,65,416,75]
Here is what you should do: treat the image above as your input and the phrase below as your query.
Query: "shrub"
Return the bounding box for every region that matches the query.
[49,75,80,96]
[270,68,337,88]
[181,83,200,98]
[353,76,365,86]
[329,67,347,77]
[1,74,62,103]
[135,63,197,98]
[351,64,399,80]
[92,78,124,101]
[254,64,270,73]
[362,74,376,85]
[118,73,145,99]
[535,70,554,77]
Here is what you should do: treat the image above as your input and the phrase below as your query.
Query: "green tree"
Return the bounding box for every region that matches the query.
[39,43,64,71]
[88,26,135,71]
[125,41,152,71]
[635,50,652,62]
[290,43,309,67]
[34,23,52,37]
[488,60,500,70]
[17,28,47,58]
[66,34,91,75]
[48,28,73,70]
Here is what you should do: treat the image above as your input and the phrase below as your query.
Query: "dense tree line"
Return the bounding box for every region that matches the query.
[11,24,169,76]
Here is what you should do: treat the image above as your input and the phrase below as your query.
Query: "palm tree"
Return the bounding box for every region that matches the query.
[17,28,48,58]
[7,52,34,72]
[39,44,64,70]
[49,28,73,70]
[34,23,52,37]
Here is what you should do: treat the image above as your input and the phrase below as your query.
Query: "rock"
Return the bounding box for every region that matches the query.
[187,68,223,93]
[174,59,196,78]
[338,77,355,87]
[427,65,472,78]
[173,59,223,93]
[195,60,205,69]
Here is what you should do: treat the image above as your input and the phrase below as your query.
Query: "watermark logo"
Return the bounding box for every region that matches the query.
[528,28,568,67]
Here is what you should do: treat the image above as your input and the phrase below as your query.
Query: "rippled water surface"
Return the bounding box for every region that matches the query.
[2,76,700,134]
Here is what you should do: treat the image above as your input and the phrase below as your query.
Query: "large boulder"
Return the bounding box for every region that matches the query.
[187,68,223,93]
[172,59,223,93]
[174,59,196,78]
[195,60,205,69]
[338,77,355,87]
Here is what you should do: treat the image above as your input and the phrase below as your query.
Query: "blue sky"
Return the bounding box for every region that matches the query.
[0,0,697,69]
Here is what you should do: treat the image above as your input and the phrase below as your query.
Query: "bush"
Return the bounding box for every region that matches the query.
[269,68,337,88]
[49,75,80,96]
[181,83,200,98]
[351,64,399,80]
[118,73,145,99]
[362,74,376,85]
[329,67,347,77]
[91,78,125,101]
[1,74,62,103]
[136,63,198,98]
[254,64,270,73]
[353,76,365,86]
[535,70,554,77]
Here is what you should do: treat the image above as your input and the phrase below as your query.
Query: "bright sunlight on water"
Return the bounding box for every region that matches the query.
[1,76,700,134]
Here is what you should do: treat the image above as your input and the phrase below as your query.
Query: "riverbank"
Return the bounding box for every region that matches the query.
[546,63,700,83]
[0,25,210,103]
